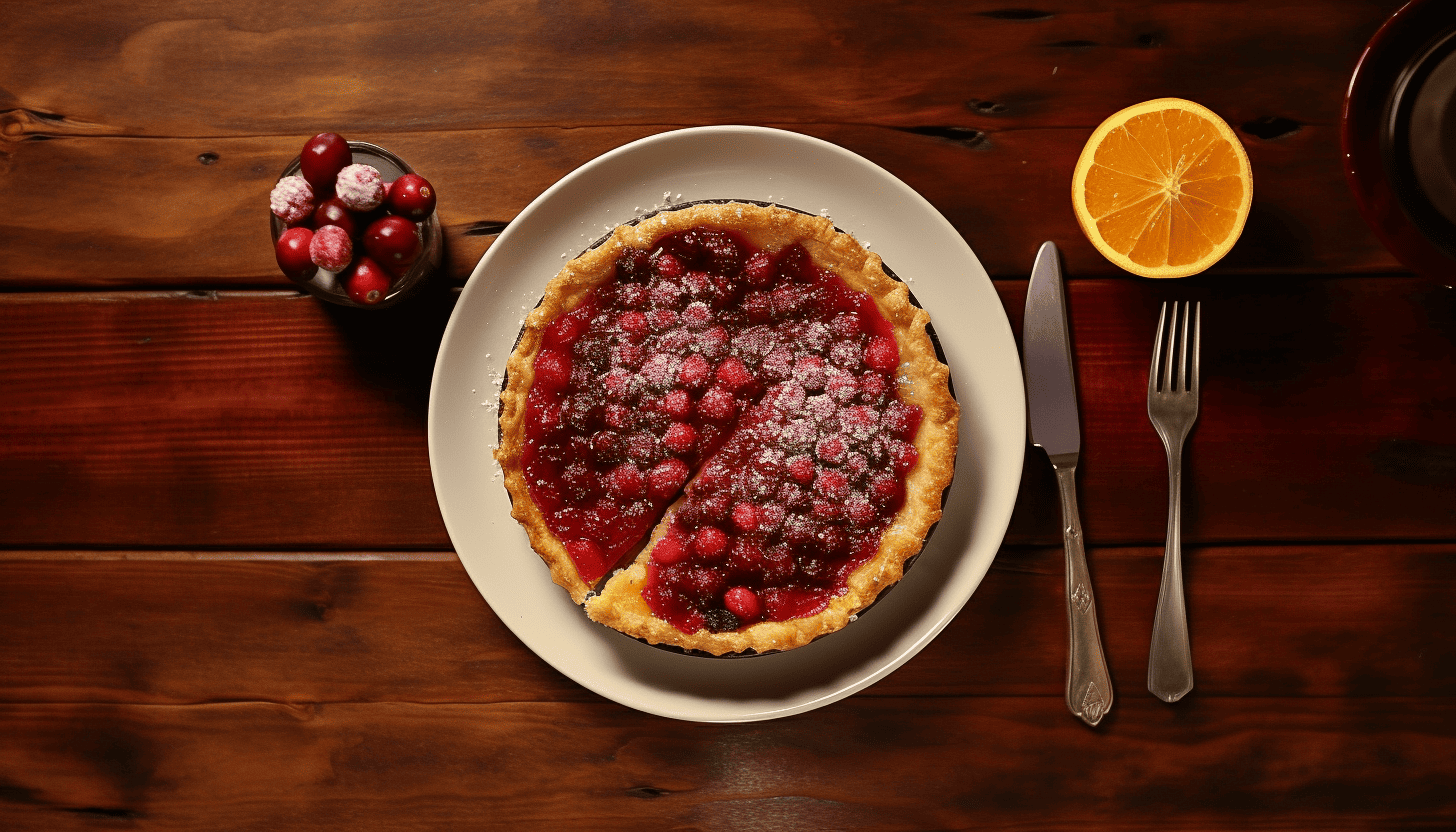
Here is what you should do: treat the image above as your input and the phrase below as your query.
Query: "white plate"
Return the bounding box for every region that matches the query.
[428,126,1024,722]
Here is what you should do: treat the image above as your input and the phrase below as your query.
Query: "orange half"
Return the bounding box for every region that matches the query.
[1072,98,1253,278]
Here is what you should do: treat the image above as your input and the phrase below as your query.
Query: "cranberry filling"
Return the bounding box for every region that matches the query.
[521,225,923,630]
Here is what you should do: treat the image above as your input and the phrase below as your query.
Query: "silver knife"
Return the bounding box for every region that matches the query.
[1023,241,1114,728]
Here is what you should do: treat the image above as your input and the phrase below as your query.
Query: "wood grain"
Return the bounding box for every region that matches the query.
[1,542,1451,705]
[0,697,1451,831]
[0,1,1404,284]
[2,280,1451,550]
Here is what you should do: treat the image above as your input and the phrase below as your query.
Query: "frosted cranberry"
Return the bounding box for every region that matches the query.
[815,435,848,465]
[312,197,358,237]
[618,310,649,342]
[743,251,775,287]
[784,515,816,548]
[617,283,650,310]
[647,458,690,500]
[826,371,859,403]
[363,215,422,268]
[888,441,920,475]
[830,313,863,338]
[828,340,863,370]
[869,472,902,506]
[386,173,437,220]
[841,405,880,440]
[865,336,900,374]
[761,348,795,382]
[683,270,713,297]
[793,354,827,391]
[846,493,877,526]
[786,454,816,485]
[697,326,730,361]
[696,460,732,494]
[715,357,753,392]
[843,452,870,480]
[603,368,634,401]
[660,389,693,420]
[648,308,679,331]
[342,257,391,304]
[812,498,843,522]
[859,373,891,403]
[274,227,317,280]
[731,502,760,532]
[654,251,685,279]
[299,132,352,192]
[681,301,713,330]
[693,527,729,562]
[534,350,571,393]
[814,469,850,501]
[614,343,647,371]
[699,230,744,274]
[697,387,736,422]
[698,491,732,523]
[270,175,315,225]
[626,432,662,464]
[653,534,691,565]
[590,430,624,463]
[771,285,805,318]
[724,587,763,621]
[882,402,922,440]
[309,225,352,271]
[663,422,696,454]
[675,354,709,390]
[606,463,646,498]
[336,164,386,211]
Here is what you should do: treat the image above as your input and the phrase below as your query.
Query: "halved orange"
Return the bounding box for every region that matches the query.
[1072,98,1252,278]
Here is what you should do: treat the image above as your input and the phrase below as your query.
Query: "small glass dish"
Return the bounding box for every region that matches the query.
[269,141,443,308]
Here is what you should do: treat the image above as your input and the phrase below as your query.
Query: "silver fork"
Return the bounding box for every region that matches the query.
[1147,301,1200,703]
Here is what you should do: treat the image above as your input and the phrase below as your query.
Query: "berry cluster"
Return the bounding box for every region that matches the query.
[521,225,923,635]
[270,133,438,305]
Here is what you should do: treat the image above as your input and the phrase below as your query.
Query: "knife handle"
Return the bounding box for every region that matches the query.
[1052,460,1114,727]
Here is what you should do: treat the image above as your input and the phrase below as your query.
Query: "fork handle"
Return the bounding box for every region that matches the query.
[1148,440,1194,703]
[1051,458,1114,727]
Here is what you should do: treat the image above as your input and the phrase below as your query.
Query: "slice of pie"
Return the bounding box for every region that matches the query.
[496,202,958,655]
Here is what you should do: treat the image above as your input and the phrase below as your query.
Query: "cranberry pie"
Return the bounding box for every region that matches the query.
[496,202,958,655]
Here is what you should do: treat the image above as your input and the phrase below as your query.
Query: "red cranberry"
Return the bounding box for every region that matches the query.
[723,587,763,621]
[653,534,691,565]
[654,251,685,279]
[363,215,422,268]
[693,527,729,562]
[386,173,437,220]
[309,225,353,272]
[660,390,693,421]
[606,463,646,498]
[647,459,690,500]
[275,227,317,280]
[565,539,608,577]
[743,252,775,287]
[342,256,392,305]
[731,502,760,532]
[533,350,571,393]
[865,336,899,374]
[786,455,816,485]
[663,422,696,454]
[715,357,753,392]
[697,387,737,422]
[312,197,358,237]
[299,133,352,192]
[678,354,712,389]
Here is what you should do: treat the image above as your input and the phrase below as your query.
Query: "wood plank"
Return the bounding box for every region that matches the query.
[1,280,1451,549]
[0,696,1451,830]
[1,543,1451,704]
[0,1,1404,284]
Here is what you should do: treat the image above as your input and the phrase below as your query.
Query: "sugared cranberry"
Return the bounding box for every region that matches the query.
[386,173,437,221]
[888,441,920,475]
[678,354,712,389]
[814,469,850,501]
[830,313,863,338]
[869,472,902,506]
[647,458,690,500]
[274,227,317,280]
[786,455,816,485]
[299,133,352,192]
[681,301,713,330]
[731,502,760,532]
[312,197,358,237]
[715,357,753,392]
[882,402,922,440]
[615,249,651,282]
[606,463,646,498]
[859,373,890,403]
[534,350,571,393]
[654,251,685,279]
[697,387,737,422]
[270,175,315,225]
[653,534,690,565]
[618,310,649,342]
[342,257,392,305]
[743,252,775,287]
[693,527,730,562]
[336,164,386,212]
[544,311,588,349]
[309,225,353,272]
[865,335,900,374]
[590,430,624,463]
[663,422,696,454]
[815,435,848,465]
[846,493,877,526]
[723,587,763,621]
[363,215,422,268]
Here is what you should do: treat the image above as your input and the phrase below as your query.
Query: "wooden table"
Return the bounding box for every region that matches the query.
[4,1,1453,828]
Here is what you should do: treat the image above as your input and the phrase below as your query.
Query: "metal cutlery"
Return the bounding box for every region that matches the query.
[1023,241,1114,727]
[1146,300,1201,703]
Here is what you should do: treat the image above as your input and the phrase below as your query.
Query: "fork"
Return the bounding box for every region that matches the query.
[1147,300,1200,703]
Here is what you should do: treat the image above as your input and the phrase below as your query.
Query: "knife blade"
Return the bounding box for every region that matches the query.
[1023,241,1114,727]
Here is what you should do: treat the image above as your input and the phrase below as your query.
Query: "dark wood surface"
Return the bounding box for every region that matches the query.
[3,1,1453,829]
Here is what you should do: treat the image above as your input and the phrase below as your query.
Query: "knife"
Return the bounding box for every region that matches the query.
[1023,241,1114,728]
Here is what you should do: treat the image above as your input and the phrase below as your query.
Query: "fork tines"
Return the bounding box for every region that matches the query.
[1150,301,1201,396]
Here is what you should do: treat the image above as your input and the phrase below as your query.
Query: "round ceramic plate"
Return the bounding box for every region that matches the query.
[428,125,1024,722]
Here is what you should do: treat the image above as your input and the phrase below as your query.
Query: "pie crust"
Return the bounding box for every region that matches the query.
[496,202,958,655]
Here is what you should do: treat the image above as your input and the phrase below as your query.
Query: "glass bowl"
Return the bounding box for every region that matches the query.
[269,141,443,308]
